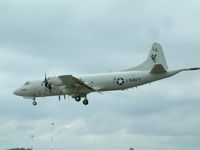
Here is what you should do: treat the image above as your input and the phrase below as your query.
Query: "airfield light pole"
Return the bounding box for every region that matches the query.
[30,135,34,150]
[51,122,55,150]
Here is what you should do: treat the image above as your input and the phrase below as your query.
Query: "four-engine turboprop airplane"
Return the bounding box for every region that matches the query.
[13,43,200,106]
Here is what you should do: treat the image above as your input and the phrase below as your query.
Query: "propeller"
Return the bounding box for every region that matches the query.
[43,73,52,94]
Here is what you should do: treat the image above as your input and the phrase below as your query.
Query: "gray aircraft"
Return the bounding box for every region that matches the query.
[13,43,200,106]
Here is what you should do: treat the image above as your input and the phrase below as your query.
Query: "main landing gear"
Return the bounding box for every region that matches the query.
[74,96,89,105]
[83,98,89,105]
[75,96,81,102]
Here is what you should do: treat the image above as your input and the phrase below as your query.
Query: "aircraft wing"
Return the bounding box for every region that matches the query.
[58,75,95,94]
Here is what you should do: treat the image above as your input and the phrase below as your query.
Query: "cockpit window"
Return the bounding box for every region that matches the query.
[24,81,31,86]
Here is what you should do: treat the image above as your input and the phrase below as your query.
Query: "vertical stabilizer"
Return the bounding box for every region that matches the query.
[124,42,168,72]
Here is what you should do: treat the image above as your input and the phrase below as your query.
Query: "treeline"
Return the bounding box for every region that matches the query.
[7,148,32,150]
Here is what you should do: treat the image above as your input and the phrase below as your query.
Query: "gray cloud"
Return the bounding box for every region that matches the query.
[1,0,200,150]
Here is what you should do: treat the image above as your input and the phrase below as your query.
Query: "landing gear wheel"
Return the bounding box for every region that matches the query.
[75,96,81,102]
[32,101,37,106]
[83,99,89,105]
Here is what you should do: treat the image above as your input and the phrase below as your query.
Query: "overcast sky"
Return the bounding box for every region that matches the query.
[1,0,200,150]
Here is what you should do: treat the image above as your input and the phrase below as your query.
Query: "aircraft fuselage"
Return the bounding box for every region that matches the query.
[14,70,180,99]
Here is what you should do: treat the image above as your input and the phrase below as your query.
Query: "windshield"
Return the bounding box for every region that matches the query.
[24,81,31,86]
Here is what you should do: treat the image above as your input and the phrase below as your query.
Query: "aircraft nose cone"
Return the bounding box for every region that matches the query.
[13,89,20,96]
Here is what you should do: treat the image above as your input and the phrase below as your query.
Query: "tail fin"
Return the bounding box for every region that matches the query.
[124,42,168,73]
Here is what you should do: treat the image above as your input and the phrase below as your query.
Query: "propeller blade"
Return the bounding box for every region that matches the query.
[44,73,48,87]
[43,73,52,94]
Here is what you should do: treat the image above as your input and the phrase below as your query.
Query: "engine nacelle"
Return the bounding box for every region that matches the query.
[48,77,63,86]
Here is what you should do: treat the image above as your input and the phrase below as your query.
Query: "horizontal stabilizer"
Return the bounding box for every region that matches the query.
[150,64,167,74]
[181,67,200,71]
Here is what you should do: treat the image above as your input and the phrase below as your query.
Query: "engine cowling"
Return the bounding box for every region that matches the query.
[48,77,63,86]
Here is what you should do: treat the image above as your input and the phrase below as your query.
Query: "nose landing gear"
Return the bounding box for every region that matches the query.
[32,98,37,106]
[32,101,37,106]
